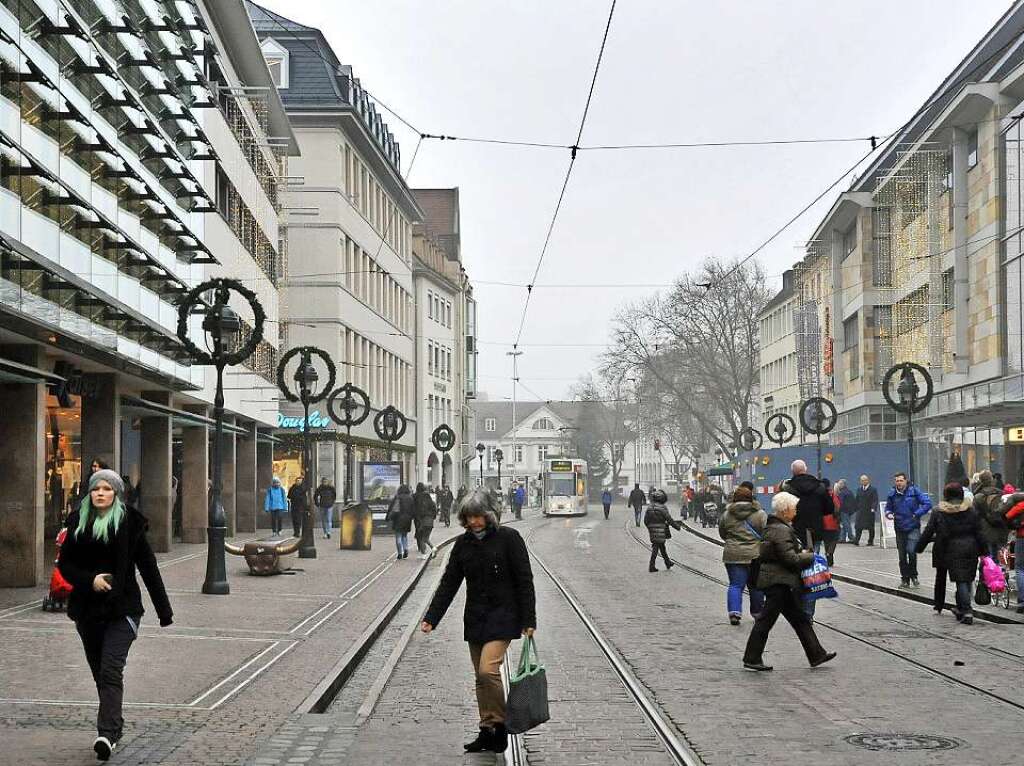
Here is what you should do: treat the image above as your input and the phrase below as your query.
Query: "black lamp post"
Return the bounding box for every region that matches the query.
[327,383,371,504]
[176,278,265,596]
[277,346,336,559]
[897,368,921,484]
[882,363,934,487]
[476,442,485,486]
[494,448,504,490]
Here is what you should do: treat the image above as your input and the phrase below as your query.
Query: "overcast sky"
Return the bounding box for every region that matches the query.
[256,0,1011,403]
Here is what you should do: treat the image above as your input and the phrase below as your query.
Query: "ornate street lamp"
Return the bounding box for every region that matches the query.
[476,442,485,486]
[277,346,336,559]
[431,424,456,488]
[882,363,934,485]
[799,396,837,478]
[176,278,264,595]
[327,382,371,503]
[373,405,407,459]
[494,447,504,490]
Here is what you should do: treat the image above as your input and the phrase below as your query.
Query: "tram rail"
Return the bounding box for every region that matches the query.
[624,520,1024,713]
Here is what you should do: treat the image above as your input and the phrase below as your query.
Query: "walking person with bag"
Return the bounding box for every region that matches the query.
[421,489,537,754]
[386,485,414,560]
[644,488,680,572]
[718,485,767,626]
[742,491,836,672]
[412,482,437,558]
[973,470,1010,559]
[916,483,986,623]
[58,470,173,760]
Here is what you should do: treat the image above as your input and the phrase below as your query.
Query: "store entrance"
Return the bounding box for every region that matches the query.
[44,392,81,538]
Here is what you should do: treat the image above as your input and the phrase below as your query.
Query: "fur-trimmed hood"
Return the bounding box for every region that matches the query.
[938,500,971,514]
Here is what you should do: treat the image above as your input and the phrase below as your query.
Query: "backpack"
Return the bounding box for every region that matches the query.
[1002,494,1024,530]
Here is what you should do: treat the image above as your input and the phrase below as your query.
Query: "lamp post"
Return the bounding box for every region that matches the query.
[277,346,336,559]
[176,278,264,596]
[476,442,485,486]
[328,383,371,504]
[628,377,641,485]
[882,363,934,487]
[495,448,504,490]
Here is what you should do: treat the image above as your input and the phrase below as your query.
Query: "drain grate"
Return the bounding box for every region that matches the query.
[856,629,938,639]
[844,733,963,752]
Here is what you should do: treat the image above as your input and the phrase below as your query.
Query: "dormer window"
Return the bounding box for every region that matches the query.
[533,417,554,431]
[260,38,289,89]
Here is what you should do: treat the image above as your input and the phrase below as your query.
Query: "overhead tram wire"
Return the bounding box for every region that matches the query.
[512,0,618,350]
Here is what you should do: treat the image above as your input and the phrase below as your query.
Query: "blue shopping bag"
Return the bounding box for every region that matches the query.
[801,554,838,601]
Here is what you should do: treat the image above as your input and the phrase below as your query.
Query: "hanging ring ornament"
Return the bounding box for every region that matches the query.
[373,405,407,443]
[765,413,797,446]
[739,427,763,451]
[799,397,838,436]
[431,424,456,452]
[276,346,336,404]
[326,382,371,428]
[881,362,934,415]
[175,278,265,366]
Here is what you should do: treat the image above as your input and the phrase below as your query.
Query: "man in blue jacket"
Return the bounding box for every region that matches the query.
[884,472,932,588]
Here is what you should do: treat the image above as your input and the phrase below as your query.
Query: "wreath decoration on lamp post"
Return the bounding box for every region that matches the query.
[276,345,336,405]
[175,277,265,366]
[765,412,797,447]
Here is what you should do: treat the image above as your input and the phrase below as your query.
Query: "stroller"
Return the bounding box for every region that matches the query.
[41,527,73,612]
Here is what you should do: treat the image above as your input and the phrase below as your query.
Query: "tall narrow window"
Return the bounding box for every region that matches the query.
[967,128,978,169]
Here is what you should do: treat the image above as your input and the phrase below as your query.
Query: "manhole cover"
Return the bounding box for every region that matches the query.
[857,629,936,639]
[844,733,963,752]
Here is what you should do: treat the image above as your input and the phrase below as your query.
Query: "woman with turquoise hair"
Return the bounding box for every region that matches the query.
[58,469,173,761]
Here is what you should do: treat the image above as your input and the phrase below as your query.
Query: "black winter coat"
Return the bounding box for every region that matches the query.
[424,525,537,643]
[288,483,308,511]
[855,485,879,528]
[755,515,815,590]
[628,488,646,509]
[313,484,336,507]
[387,493,414,534]
[783,474,831,544]
[644,503,681,544]
[58,506,173,625]
[973,484,1009,552]
[413,490,437,530]
[916,500,986,582]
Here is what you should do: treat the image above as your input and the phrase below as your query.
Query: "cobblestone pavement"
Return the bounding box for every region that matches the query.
[0,526,461,766]
[525,510,1022,766]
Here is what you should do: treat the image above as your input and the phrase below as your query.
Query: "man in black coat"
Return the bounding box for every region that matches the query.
[628,483,647,527]
[313,478,337,539]
[287,477,307,538]
[781,460,831,551]
[421,489,536,755]
[854,474,879,546]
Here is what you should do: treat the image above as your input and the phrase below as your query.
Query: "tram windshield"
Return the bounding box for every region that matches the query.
[547,476,576,496]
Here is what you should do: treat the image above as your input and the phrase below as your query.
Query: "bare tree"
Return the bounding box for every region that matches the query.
[570,373,635,492]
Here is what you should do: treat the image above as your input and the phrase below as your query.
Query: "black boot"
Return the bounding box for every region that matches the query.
[465,728,494,753]
[491,723,509,753]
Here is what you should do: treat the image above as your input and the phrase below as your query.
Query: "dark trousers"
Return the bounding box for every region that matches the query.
[743,585,826,665]
[602,503,610,519]
[269,509,284,534]
[855,521,874,545]
[415,525,433,554]
[633,506,642,526]
[75,618,138,741]
[513,503,522,520]
[933,567,947,610]
[649,541,671,570]
[895,528,921,580]
[291,506,303,537]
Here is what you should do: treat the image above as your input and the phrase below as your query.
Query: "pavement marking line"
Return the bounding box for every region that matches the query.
[188,641,285,706]
[336,556,394,598]
[287,602,336,634]
[304,560,398,637]
[206,640,299,710]
[354,546,452,722]
[0,697,195,709]
[0,624,281,642]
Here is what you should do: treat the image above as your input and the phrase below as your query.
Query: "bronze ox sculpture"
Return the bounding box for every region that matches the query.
[225,537,300,575]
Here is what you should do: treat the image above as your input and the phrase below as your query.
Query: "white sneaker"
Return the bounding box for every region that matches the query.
[94,736,115,761]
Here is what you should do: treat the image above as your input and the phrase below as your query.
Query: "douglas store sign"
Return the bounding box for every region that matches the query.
[278,410,331,430]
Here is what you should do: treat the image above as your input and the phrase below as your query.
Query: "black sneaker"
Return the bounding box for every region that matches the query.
[93,736,115,761]
[648,567,658,572]
[743,661,773,671]
[464,728,494,753]
[491,723,509,753]
[810,651,837,668]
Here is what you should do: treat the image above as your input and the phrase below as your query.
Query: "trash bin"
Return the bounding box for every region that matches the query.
[339,502,372,550]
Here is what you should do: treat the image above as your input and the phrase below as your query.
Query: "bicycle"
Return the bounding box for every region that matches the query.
[996,544,1018,610]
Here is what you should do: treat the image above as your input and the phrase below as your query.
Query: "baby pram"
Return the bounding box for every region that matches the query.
[41,527,73,612]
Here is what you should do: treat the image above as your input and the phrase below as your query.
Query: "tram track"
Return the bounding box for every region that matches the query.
[623,519,1024,713]
[525,521,705,766]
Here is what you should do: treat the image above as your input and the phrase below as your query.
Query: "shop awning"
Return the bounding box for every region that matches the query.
[707,464,736,477]
[0,356,65,385]
[120,396,250,436]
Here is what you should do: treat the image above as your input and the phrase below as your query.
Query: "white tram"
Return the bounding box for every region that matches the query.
[542,458,588,516]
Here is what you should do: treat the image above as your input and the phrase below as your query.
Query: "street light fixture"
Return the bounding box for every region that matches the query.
[883,363,933,485]
[176,278,265,596]
[476,442,485,486]
[277,346,336,559]
[494,447,504,490]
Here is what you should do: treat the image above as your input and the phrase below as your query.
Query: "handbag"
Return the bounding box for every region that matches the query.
[974,579,992,606]
[505,636,550,734]
[800,553,838,601]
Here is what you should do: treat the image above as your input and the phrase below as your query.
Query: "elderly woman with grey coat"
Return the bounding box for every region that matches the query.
[742,491,836,671]
[718,486,767,625]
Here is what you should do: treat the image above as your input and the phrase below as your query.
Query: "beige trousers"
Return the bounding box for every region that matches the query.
[468,640,511,727]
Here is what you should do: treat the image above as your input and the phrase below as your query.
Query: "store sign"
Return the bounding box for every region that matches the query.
[50,361,99,406]
[277,410,330,430]
[1008,426,1024,443]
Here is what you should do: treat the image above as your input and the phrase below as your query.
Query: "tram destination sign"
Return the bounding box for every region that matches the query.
[549,459,574,472]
